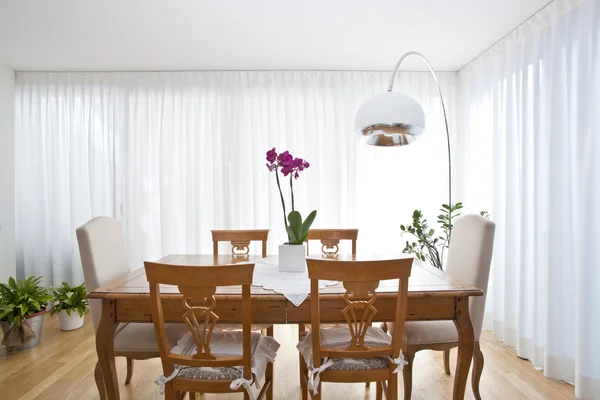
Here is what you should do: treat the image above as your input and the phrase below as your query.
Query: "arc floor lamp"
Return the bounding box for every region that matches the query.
[355,51,452,210]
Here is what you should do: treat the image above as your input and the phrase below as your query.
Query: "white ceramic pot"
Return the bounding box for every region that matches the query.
[278,244,306,272]
[58,310,85,331]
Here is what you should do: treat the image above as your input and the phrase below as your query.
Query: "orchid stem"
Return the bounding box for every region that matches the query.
[275,170,290,241]
[290,175,295,211]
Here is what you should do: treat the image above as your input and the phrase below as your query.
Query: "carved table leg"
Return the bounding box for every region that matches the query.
[96,299,120,400]
[94,361,107,400]
[453,297,474,400]
[471,341,484,400]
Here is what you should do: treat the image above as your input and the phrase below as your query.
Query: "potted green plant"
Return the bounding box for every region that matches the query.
[266,148,317,272]
[400,202,489,270]
[50,282,89,331]
[0,276,53,351]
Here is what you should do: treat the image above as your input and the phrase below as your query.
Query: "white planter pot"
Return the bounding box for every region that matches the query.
[58,310,85,331]
[279,244,306,272]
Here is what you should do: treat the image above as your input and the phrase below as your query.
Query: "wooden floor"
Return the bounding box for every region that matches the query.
[0,315,575,400]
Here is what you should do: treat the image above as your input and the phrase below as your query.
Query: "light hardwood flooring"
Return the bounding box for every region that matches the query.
[0,315,575,399]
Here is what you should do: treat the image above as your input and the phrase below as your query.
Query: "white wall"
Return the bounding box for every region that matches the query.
[0,65,15,283]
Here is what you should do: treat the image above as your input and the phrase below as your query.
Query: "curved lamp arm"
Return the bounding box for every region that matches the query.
[388,51,452,218]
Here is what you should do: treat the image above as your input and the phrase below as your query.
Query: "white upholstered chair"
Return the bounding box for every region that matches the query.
[388,214,495,400]
[76,217,188,399]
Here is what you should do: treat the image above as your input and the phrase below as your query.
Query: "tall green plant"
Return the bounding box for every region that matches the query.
[400,203,489,269]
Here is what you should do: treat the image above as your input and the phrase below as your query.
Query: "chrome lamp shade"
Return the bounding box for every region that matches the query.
[354,50,453,210]
[355,91,426,147]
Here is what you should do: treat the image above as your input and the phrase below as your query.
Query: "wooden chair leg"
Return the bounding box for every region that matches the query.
[366,382,370,388]
[125,358,134,384]
[312,382,322,400]
[94,361,107,400]
[299,325,309,400]
[165,388,177,400]
[388,375,398,400]
[376,381,383,400]
[472,341,484,400]
[266,325,274,400]
[402,351,415,400]
[443,349,451,375]
[189,392,198,400]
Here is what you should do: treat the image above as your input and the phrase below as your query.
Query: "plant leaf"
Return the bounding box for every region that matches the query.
[287,211,303,244]
[301,210,317,238]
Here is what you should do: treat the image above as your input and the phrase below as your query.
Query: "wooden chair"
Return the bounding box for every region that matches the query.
[212,229,269,258]
[76,217,188,399]
[145,260,279,400]
[211,229,271,333]
[297,257,413,400]
[305,229,358,256]
[387,214,495,400]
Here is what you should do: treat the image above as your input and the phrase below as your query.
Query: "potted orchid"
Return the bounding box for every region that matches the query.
[266,148,317,272]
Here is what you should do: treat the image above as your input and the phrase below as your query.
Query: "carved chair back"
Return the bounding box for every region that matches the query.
[145,261,255,381]
[305,229,358,256]
[211,229,269,258]
[306,257,412,369]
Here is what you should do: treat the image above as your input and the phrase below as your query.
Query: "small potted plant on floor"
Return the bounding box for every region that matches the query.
[0,276,53,351]
[266,148,317,272]
[50,282,89,331]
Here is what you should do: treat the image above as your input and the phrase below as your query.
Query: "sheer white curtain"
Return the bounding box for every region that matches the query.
[15,70,457,285]
[458,0,600,397]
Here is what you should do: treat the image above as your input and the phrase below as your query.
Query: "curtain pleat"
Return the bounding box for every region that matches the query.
[15,70,457,285]
[458,0,600,397]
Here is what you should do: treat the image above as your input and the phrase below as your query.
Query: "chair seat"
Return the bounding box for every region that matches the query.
[171,330,280,383]
[297,326,392,370]
[114,322,189,353]
[388,321,459,345]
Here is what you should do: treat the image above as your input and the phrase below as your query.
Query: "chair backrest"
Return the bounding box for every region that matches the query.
[306,257,412,369]
[305,229,358,256]
[211,229,269,258]
[445,214,496,340]
[76,217,130,333]
[145,261,255,380]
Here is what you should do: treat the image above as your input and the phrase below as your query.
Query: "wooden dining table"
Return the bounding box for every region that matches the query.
[88,254,483,400]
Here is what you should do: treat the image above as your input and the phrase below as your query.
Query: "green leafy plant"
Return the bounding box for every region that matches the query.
[0,276,53,326]
[285,210,318,245]
[50,282,89,318]
[400,203,489,270]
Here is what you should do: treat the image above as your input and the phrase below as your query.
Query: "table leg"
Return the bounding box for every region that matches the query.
[96,299,120,400]
[453,297,474,400]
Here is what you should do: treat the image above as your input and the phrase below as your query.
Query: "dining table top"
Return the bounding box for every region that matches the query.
[88,254,483,299]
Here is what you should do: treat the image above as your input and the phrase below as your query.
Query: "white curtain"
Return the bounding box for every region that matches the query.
[458,0,600,397]
[14,70,457,285]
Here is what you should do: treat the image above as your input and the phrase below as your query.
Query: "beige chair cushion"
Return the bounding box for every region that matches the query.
[170,331,280,383]
[114,323,189,353]
[388,321,458,345]
[297,326,392,370]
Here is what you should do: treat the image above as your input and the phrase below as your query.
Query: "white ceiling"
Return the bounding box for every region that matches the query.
[0,0,551,72]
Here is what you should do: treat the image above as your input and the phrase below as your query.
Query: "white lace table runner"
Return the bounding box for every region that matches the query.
[252,256,338,307]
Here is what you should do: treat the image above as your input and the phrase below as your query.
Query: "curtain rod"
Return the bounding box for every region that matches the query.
[458,0,555,72]
[16,68,458,74]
